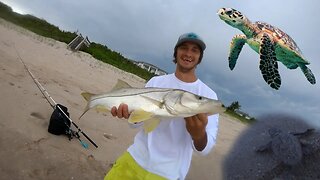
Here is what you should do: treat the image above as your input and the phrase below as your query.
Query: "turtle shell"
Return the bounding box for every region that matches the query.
[271,132,303,165]
[255,21,303,57]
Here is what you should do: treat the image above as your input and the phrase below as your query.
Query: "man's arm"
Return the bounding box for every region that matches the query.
[185,113,208,151]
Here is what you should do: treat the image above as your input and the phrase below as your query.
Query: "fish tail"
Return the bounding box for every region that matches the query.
[79,106,90,119]
[79,92,94,119]
[81,92,94,101]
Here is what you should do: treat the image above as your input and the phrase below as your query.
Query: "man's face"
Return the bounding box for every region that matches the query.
[176,42,201,71]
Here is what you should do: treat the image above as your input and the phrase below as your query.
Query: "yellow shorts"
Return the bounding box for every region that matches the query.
[104,151,167,180]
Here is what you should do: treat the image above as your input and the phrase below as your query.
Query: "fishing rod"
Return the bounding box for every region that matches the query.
[14,46,98,148]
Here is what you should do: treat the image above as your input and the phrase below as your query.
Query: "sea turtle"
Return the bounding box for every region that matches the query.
[256,127,314,166]
[217,8,316,90]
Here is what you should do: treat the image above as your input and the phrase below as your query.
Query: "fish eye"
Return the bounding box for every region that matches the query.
[198,96,203,100]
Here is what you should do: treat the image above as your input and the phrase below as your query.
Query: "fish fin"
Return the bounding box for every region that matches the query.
[143,118,160,133]
[111,79,132,91]
[128,110,154,123]
[79,105,109,119]
[81,92,95,101]
[95,105,110,113]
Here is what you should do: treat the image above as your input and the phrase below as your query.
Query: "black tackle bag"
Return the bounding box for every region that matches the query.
[48,104,71,135]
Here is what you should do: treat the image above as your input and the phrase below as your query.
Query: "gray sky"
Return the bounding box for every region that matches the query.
[2,0,320,127]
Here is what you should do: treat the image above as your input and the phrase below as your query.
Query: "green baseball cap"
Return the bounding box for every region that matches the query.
[175,32,206,51]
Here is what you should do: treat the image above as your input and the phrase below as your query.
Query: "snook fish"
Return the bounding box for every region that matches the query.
[80,80,225,133]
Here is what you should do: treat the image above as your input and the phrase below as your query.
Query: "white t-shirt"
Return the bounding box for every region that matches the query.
[127,73,219,180]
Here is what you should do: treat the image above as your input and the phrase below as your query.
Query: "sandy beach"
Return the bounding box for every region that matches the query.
[0,18,248,180]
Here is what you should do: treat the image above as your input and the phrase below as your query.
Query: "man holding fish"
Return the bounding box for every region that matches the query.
[104,32,221,179]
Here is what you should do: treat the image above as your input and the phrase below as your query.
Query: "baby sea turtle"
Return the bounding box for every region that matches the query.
[256,127,314,166]
[218,8,316,90]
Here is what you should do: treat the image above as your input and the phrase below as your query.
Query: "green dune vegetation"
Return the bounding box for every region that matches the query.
[224,101,256,124]
[0,2,256,124]
[0,2,154,81]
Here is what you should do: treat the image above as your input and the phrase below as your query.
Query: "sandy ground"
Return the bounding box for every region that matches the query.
[0,18,248,180]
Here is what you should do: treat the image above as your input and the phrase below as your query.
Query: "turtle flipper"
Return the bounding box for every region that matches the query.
[298,63,316,84]
[228,34,246,70]
[256,141,272,152]
[300,140,315,156]
[259,33,281,90]
[291,128,314,137]
[301,137,320,156]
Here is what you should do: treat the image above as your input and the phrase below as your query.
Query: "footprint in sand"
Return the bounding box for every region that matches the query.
[22,137,48,151]
[103,133,117,140]
[30,112,46,120]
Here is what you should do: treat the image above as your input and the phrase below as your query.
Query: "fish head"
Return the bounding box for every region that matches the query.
[181,92,225,115]
[180,92,210,109]
[165,90,225,116]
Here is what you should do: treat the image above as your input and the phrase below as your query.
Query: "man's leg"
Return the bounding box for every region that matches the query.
[104,151,166,180]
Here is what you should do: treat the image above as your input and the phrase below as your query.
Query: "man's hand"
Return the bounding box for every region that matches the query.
[111,103,130,119]
[185,113,208,151]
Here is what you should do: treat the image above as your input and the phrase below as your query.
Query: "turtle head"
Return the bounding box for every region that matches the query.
[217,8,248,29]
[268,127,282,138]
